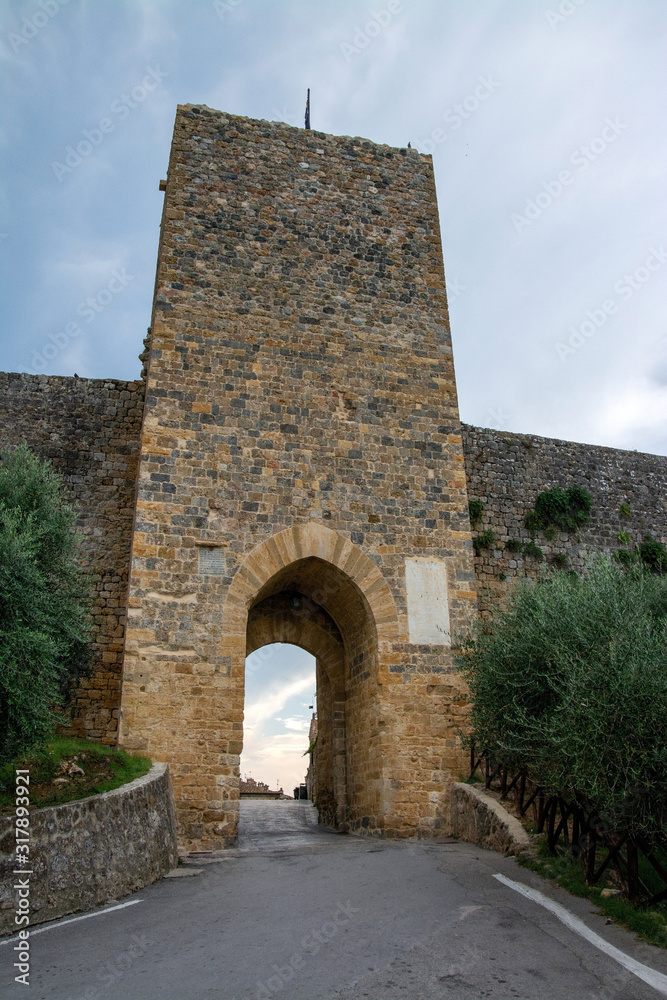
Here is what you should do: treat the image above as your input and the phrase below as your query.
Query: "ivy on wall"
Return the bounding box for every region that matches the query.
[467,485,653,577]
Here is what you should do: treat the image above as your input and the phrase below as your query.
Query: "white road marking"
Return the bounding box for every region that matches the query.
[0,898,143,947]
[493,872,667,996]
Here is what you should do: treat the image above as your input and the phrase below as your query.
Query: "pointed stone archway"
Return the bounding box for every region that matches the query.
[228,522,401,839]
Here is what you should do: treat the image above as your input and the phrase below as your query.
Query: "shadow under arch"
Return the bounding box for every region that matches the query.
[227,523,401,834]
[224,522,400,643]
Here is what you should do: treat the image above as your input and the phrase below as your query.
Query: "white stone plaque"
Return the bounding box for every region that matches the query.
[405,558,451,645]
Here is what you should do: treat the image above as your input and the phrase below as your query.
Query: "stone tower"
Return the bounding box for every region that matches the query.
[118,105,477,850]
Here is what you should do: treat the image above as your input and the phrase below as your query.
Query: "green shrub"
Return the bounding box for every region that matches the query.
[522,541,543,561]
[620,503,632,517]
[524,510,543,534]
[468,499,484,528]
[526,486,592,533]
[639,536,667,575]
[550,553,569,569]
[505,539,523,553]
[617,531,631,545]
[0,447,91,762]
[457,557,667,842]
[472,529,495,554]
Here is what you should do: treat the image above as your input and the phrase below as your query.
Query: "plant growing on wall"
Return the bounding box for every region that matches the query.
[522,541,543,561]
[472,529,495,554]
[468,499,484,528]
[0,447,91,762]
[614,536,666,574]
[525,486,591,534]
[638,536,667,574]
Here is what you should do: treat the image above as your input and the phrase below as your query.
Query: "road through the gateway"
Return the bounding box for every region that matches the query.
[3,800,667,1000]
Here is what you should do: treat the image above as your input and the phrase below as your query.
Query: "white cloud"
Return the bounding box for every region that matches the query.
[278,717,311,733]
[243,672,313,735]
[2,0,666,454]
[241,649,315,792]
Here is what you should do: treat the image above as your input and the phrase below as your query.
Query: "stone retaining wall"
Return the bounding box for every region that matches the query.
[0,763,178,936]
[451,782,532,855]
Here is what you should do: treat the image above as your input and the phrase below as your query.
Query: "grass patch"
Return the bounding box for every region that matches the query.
[517,837,667,949]
[0,737,151,814]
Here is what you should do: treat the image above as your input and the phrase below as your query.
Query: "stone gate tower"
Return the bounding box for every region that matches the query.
[118,105,477,850]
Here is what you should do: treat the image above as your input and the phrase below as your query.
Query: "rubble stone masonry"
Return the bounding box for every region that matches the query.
[462,423,667,609]
[117,106,478,849]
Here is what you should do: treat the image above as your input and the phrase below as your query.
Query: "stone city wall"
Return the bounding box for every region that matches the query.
[2,369,666,764]
[461,423,667,608]
[0,372,144,742]
[2,108,666,853]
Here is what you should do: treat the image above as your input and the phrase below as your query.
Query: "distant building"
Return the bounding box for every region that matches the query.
[240,776,284,799]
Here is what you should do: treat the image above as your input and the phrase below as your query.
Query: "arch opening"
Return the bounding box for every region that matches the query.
[242,641,316,800]
[243,556,382,832]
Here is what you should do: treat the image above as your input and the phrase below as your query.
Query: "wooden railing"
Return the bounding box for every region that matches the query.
[470,748,667,908]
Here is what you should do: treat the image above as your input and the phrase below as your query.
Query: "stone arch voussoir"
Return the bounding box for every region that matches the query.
[224,523,399,642]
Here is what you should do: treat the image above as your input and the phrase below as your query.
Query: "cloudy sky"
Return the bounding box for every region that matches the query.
[2,0,666,784]
[242,643,316,793]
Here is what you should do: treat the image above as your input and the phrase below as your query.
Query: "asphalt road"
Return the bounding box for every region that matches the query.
[2,800,667,1000]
